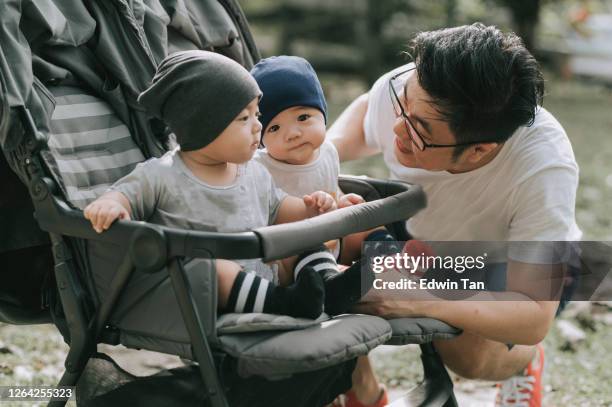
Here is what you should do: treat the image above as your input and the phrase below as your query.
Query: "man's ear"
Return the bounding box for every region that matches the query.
[465,142,499,163]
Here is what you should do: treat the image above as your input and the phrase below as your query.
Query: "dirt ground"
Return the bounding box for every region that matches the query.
[1,301,611,406]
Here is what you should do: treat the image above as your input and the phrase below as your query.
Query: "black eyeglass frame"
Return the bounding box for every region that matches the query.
[388,68,489,151]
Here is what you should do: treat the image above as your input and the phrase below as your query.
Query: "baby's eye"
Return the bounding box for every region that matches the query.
[256,111,262,118]
[298,114,311,121]
[237,114,249,122]
[267,124,280,133]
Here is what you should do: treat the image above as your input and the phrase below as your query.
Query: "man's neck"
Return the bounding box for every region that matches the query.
[448,143,505,174]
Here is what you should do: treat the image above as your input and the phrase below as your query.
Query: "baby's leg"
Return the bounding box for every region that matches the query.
[294,246,360,316]
[216,259,243,310]
[340,227,400,265]
[278,256,298,286]
[340,231,372,265]
[293,229,402,315]
[216,259,325,319]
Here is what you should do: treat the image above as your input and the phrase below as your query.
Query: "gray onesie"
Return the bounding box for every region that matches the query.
[110,147,288,282]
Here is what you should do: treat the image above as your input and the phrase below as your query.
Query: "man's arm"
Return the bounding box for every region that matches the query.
[328,93,380,162]
[354,260,562,345]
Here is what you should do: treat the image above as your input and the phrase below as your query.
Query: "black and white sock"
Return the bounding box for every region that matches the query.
[293,246,340,282]
[294,245,362,316]
[292,231,402,316]
[225,270,324,319]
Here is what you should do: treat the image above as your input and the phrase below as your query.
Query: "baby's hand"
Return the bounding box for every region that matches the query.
[337,193,366,209]
[303,191,337,214]
[84,198,131,233]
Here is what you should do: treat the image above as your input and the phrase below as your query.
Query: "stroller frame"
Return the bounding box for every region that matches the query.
[6,102,460,407]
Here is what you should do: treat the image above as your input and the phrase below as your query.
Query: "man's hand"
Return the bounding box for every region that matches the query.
[337,193,365,208]
[303,191,337,214]
[351,298,437,319]
[84,197,131,233]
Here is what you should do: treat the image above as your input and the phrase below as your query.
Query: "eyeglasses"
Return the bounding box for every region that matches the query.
[388,68,484,152]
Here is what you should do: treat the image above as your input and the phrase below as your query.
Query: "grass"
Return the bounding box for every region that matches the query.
[366,305,612,406]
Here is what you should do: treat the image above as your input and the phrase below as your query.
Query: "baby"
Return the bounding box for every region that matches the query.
[84,51,368,319]
[251,56,399,264]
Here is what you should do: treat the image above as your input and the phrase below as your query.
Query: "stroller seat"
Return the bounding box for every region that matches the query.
[41,83,396,377]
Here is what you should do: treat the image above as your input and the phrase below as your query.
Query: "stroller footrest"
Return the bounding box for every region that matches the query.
[217,314,392,379]
[216,312,329,334]
[386,317,461,346]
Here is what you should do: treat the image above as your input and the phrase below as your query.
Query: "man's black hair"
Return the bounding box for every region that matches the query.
[411,23,544,159]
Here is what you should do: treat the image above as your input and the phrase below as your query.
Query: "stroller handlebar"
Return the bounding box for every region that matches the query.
[255,185,426,262]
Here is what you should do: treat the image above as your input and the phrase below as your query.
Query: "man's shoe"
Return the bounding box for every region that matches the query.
[495,344,544,407]
[330,385,388,407]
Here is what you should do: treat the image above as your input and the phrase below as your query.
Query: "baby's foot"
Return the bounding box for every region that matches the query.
[273,268,325,319]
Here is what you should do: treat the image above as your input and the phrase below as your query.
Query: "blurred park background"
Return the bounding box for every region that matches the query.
[1,1,611,406]
[241,0,612,241]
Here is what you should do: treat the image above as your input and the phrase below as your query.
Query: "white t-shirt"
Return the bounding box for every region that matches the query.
[254,139,340,199]
[364,64,582,246]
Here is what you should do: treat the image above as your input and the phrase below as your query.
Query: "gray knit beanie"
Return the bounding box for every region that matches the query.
[138,50,261,151]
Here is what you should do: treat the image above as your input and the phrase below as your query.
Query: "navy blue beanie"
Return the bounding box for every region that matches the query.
[251,56,327,138]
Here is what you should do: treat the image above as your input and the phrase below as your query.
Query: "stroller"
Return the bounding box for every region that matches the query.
[0,1,460,406]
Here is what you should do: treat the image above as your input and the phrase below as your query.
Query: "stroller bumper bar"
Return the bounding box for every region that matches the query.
[33,176,426,269]
[255,186,426,261]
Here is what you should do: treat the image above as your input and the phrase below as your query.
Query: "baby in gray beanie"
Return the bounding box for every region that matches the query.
[83,50,345,319]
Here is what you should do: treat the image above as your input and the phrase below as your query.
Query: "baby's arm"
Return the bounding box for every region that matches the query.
[84,191,132,233]
[274,191,337,224]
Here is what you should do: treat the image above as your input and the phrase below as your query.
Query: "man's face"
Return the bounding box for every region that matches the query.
[392,74,462,171]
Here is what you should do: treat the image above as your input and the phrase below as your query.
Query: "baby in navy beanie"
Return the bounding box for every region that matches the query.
[251,56,401,315]
[251,55,335,199]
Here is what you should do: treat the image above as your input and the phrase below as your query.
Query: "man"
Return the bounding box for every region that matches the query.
[329,23,580,406]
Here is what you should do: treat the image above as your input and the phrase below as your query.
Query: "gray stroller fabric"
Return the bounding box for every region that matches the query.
[386,317,462,346]
[218,314,392,379]
[216,312,329,334]
[47,86,145,209]
[88,244,219,353]
[0,0,259,253]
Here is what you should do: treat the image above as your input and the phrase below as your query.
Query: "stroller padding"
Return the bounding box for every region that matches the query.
[216,312,329,334]
[386,317,461,345]
[217,314,392,378]
[256,185,426,261]
[47,85,145,209]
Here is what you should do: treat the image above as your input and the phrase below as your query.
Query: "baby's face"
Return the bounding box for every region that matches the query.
[198,97,262,164]
[261,106,325,165]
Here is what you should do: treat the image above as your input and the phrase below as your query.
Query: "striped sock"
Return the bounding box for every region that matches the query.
[294,245,366,316]
[294,245,339,282]
[226,270,324,319]
[226,271,273,314]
